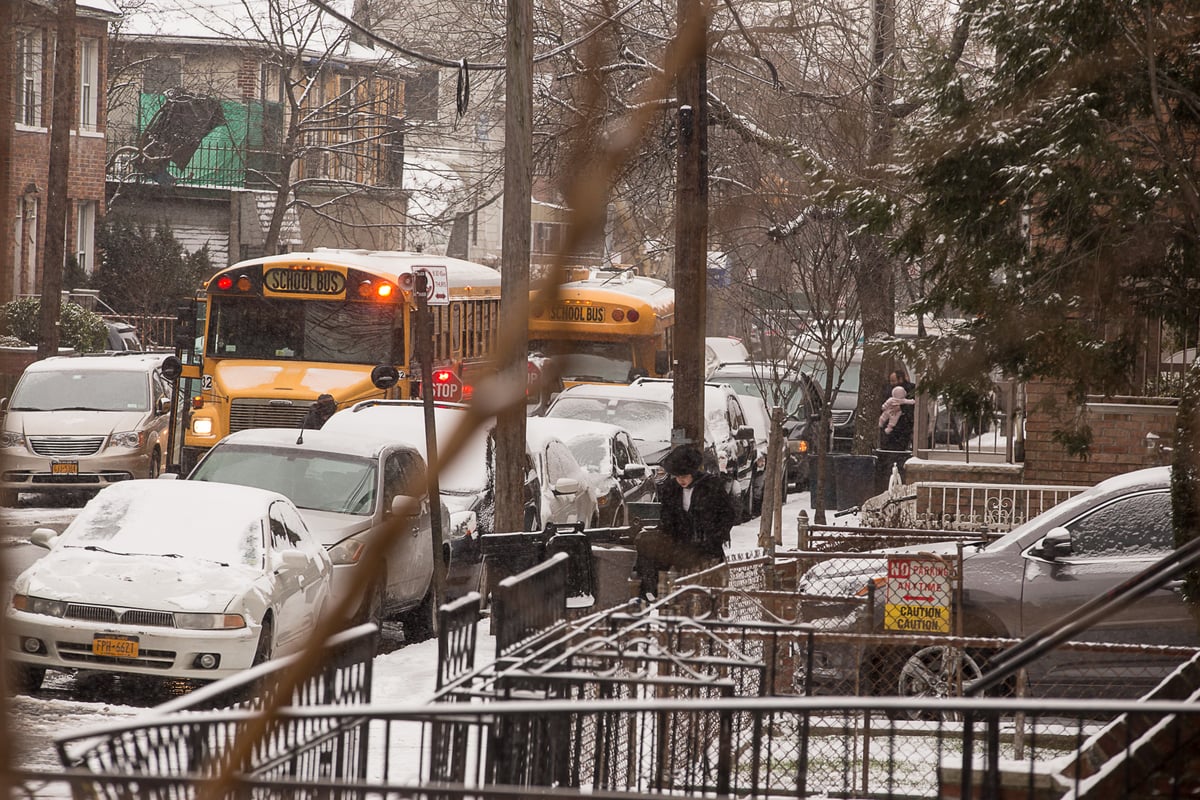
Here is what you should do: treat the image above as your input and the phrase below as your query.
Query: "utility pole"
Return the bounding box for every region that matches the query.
[37,0,78,358]
[0,1,15,306]
[672,0,708,449]
[494,0,533,533]
[414,271,445,633]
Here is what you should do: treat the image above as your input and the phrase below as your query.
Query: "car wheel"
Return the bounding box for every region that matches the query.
[148,448,161,479]
[10,665,45,694]
[897,646,983,720]
[252,617,274,666]
[399,584,435,643]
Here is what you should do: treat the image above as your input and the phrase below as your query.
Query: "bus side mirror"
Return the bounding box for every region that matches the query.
[161,355,183,381]
[371,364,400,389]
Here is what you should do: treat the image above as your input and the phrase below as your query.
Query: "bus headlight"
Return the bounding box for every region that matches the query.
[191,417,214,435]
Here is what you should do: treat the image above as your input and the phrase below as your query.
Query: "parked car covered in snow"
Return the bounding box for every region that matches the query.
[7,480,333,692]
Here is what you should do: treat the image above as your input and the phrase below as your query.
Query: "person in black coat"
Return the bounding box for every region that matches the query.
[634,445,740,597]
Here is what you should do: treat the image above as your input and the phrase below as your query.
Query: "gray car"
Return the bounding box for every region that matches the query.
[186,428,446,641]
[799,466,1198,698]
[0,353,175,505]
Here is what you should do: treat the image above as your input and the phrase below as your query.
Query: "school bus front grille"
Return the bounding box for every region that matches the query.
[229,399,311,432]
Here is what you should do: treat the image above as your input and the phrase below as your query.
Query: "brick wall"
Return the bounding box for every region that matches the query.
[5,13,111,303]
[1022,379,1175,486]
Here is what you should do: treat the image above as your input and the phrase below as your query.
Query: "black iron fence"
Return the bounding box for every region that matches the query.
[37,527,1200,799]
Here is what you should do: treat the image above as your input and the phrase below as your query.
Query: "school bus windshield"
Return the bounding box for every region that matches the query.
[206,295,401,364]
[528,339,633,383]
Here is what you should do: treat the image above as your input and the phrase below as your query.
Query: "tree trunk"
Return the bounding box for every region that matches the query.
[38,0,78,358]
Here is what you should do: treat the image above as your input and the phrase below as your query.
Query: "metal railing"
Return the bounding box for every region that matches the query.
[41,532,1200,799]
[913,481,1085,533]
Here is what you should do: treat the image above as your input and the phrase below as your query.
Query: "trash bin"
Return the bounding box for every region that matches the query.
[591,544,638,609]
[807,454,838,508]
[832,454,878,511]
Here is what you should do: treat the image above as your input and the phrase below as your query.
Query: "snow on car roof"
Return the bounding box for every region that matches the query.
[27,353,167,373]
[57,480,286,566]
[218,427,414,461]
[528,417,626,445]
[322,403,495,492]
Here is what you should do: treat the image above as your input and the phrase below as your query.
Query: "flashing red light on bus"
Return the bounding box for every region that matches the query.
[626,309,640,322]
[611,309,625,322]
[216,275,233,290]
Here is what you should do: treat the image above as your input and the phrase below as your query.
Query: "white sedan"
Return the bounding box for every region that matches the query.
[6,480,333,693]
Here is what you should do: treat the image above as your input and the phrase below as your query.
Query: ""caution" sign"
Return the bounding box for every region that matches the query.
[884,556,951,634]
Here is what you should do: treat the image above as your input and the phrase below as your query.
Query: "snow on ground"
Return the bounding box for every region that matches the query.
[10,488,858,771]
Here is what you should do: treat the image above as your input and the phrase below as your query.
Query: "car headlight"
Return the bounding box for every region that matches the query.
[12,595,68,617]
[191,417,214,435]
[175,612,246,630]
[0,431,25,449]
[110,430,145,449]
[327,536,367,565]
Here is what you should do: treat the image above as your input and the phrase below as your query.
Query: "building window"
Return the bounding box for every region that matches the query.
[17,28,43,127]
[78,37,99,131]
[76,201,97,274]
[14,196,39,296]
[143,57,181,93]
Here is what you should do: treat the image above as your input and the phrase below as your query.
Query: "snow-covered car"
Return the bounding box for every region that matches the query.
[797,467,1198,698]
[0,353,178,505]
[321,400,542,598]
[543,378,757,514]
[530,418,655,527]
[704,336,751,378]
[186,428,447,639]
[6,479,333,693]
[526,418,602,529]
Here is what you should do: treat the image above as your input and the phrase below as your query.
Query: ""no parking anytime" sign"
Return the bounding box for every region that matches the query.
[884,556,952,634]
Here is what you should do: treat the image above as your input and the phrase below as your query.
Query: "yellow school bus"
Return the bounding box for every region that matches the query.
[527,267,676,386]
[177,249,500,471]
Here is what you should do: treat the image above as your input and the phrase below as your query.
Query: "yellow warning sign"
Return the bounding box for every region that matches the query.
[884,556,951,634]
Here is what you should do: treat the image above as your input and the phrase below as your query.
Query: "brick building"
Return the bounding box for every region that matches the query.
[7,0,121,303]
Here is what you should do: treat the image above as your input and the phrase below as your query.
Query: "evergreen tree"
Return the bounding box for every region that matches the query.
[93,219,211,316]
[899,1,1200,419]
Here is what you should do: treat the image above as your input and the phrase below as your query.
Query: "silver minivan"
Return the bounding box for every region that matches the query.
[0,353,175,505]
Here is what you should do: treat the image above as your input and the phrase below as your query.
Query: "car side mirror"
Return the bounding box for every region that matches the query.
[735,425,756,441]
[389,494,420,516]
[1038,527,1072,560]
[622,463,647,479]
[277,549,309,572]
[553,477,581,496]
[30,527,58,549]
[155,396,172,415]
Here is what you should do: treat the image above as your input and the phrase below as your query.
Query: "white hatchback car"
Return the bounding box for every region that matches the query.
[6,479,333,692]
[0,353,176,505]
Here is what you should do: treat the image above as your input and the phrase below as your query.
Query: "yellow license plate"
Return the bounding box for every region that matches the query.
[93,636,139,658]
[50,462,79,475]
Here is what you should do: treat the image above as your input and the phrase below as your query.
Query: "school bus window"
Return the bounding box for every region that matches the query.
[528,339,634,384]
[207,296,398,364]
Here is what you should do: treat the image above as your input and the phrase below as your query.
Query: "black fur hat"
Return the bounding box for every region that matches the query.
[663,445,704,477]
